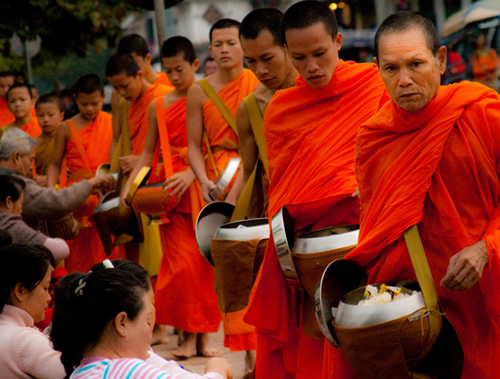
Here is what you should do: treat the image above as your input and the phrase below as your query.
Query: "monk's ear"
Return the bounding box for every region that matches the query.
[145,53,152,65]
[436,46,447,75]
[192,58,201,71]
[373,57,379,67]
[136,70,144,79]
[334,33,343,52]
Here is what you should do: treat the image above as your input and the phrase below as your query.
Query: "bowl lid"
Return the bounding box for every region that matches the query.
[215,218,269,241]
[293,225,359,254]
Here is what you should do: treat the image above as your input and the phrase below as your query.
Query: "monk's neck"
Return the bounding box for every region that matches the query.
[143,67,159,85]
[279,68,298,91]
[217,65,243,86]
[12,113,32,127]
[73,113,95,130]
[137,79,153,100]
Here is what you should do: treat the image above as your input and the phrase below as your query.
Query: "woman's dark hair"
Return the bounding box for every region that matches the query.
[92,259,151,292]
[0,229,13,249]
[0,244,53,312]
[0,175,26,204]
[51,264,146,376]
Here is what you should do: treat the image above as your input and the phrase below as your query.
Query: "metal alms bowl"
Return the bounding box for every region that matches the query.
[214,218,270,241]
[293,225,360,254]
[271,207,299,280]
[195,201,235,266]
[209,157,241,201]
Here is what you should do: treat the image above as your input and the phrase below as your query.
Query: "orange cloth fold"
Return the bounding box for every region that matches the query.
[336,82,500,378]
[0,98,15,126]
[245,61,388,378]
[154,97,220,332]
[155,72,173,88]
[128,83,173,155]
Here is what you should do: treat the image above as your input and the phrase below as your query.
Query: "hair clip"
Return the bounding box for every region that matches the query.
[102,259,114,269]
[74,276,87,296]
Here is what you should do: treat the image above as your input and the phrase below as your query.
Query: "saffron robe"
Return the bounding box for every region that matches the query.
[327,82,500,378]
[64,111,113,273]
[154,98,221,332]
[0,98,15,126]
[1,117,41,138]
[202,69,260,351]
[155,72,173,87]
[245,61,388,378]
[129,83,173,155]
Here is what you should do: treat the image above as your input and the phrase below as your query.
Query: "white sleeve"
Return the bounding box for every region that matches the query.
[42,237,70,260]
[146,351,224,379]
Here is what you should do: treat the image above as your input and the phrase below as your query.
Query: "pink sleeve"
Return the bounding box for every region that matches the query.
[43,237,70,260]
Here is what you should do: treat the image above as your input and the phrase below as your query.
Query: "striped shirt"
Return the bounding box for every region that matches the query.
[70,357,224,379]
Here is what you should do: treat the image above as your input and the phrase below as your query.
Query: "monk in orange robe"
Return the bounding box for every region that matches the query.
[187,19,260,366]
[47,75,113,273]
[123,36,221,359]
[244,3,388,378]
[0,71,15,127]
[329,13,500,378]
[1,83,41,138]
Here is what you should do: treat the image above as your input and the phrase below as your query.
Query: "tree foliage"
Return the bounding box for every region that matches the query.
[0,0,142,58]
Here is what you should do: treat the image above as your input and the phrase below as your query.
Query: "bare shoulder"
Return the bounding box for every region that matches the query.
[163,90,183,108]
[186,82,208,106]
[57,121,71,139]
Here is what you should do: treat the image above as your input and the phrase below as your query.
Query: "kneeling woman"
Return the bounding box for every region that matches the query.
[51,261,232,379]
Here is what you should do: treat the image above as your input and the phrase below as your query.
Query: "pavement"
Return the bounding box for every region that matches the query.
[152,325,247,378]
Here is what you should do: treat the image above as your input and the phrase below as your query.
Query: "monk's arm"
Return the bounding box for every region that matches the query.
[187,83,215,202]
[46,122,70,188]
[109,90,122,162]
[121,102,158,206]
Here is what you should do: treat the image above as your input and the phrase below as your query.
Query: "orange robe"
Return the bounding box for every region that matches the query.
[245,61,388,378]
[331,82,500,378]
[64,111,113,273]
[155,72,173,87]
[0,98,15,126]
[129,83,173,155]
[1,117,41,138]
[202,69,260,351]
[154,98,220,332]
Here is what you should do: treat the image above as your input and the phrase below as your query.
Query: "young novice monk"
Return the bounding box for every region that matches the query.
[34,94,65,187]
[123,36,221,359]
[47,74,113,273]
[1,83,41,138]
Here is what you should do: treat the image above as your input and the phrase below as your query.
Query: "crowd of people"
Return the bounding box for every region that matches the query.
[0,0,500,378]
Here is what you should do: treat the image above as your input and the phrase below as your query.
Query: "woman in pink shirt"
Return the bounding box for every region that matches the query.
[0,243,66,379]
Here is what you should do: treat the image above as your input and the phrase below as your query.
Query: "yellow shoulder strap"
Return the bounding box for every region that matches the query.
[243,93,269,178]
[198,79,238,137]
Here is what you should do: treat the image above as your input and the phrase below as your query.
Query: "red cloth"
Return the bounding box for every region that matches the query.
[64,111,113,273]
[22,117,42,138]
[128,83,172,155]
[245,61,388,378]
[331,82,500,378]
[154,98,220,332]
[0,98,14,126]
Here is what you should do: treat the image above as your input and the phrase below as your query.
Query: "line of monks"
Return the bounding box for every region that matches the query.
[1,1,500,378]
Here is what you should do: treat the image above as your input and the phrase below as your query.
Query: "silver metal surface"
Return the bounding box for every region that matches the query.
[271,207,299,280]
[94,193,120,213]
[209,157,241,201]
[293,225,360,254]
[215,218,269,241]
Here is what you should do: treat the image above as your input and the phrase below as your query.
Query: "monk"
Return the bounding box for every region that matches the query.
[187,18,260,368]
[34,94,65,187]
[0,71,15,127]
[47,74,113,273]
[236,8,297,219]
[123,36,221,359]
[1,83,41,138]
[110,34,174,161]
[243,2,388,378]
[331,11,500,378]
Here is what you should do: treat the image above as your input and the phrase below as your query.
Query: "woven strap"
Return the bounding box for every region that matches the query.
[243,93,269,178]
[198,79,238,137]
[154,97,174,179]
[66,119,92,178]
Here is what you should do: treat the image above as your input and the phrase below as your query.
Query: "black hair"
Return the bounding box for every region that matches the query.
[0,71,15,79]
[374,11,439,61]
[118,34,149,58]
[161,36,196,64]
[51,266,146,375]
[0,174,26,205]
[72,74,104,97]
[0,244,53,312]
[209,18,241,44]
[93,259,151,292]
[240,8,284,46]
[105,53,140,78]
[6,83,32,101]
[35,93,64,112]
[282,1,338,45]
[0,229,13,249]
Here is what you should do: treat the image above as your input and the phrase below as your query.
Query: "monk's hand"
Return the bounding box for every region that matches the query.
[351,188,360,198]
[164,170,195,197]
[119,155,139,174]
[440,240,488,291]
[201,179,216,203]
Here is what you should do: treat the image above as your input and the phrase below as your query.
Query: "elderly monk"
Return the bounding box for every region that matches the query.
[122,36,221,359]
[333,11,500,378]
[187,18,260,360]
[244,2,388,378]
[0,71,15,127]
[234,8,297,219]
[109,34,174,161]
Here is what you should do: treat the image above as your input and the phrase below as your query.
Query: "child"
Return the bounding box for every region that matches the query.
[1,83,41,138]
[34,94,65,187]
[46,74,113,273]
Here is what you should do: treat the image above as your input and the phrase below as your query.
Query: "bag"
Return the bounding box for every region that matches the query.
[38,213,79,240]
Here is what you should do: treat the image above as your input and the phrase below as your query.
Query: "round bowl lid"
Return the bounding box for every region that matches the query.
[294,225,359,254]
[215,218,269,241]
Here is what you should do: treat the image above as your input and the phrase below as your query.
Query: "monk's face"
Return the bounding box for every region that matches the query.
[108,72,142,103]
[241,30,292,90]
[209,27,244,70]
[285,22,342,89]
[36,102,64,134]
[0,75,14,100]
[75,91,105,122]
[161,53,199,92]
[375,27,446,113]
[7,87,33,120]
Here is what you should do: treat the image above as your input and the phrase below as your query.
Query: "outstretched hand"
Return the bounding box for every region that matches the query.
[440,240,488,291]
[164,170,195,197]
